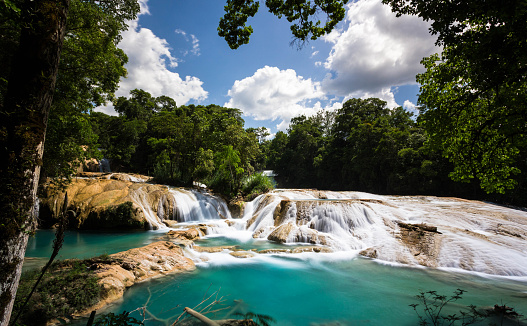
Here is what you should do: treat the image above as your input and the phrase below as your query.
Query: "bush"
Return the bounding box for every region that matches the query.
[241,173,275,200]
[94,311,144,325]
[410,289,525,326]
[12,260,102,325]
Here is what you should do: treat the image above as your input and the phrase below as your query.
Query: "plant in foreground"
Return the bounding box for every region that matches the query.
[410,289,525,326]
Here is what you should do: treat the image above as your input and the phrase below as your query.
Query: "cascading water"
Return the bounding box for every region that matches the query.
[168,188,231,222]
[122,178,527,277]
[185,189,525,277]
[129,186,167,230]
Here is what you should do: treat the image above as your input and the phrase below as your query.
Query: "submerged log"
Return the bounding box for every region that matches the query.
[183,307,257,326]
[184,307,220,326]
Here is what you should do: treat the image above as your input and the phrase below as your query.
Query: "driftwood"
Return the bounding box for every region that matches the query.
[184,307,220,326]
[183,308,251,326]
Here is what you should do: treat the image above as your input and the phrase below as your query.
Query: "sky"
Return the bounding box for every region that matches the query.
[95,0,440,135]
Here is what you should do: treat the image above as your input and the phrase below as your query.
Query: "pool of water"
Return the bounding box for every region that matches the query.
[25,230,527,326]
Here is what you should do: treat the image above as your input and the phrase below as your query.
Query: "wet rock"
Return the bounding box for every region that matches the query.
[38,177,175,229]
[163,219,178,227]
[228,199,245,219]
[167,228,201,240]
[397,221,442,267]
[267,222,295,243]
[193,245,237,253]
[292,246,333,253]
[82,241,194,316]
[359,247,378,259]
[229,251,256,258]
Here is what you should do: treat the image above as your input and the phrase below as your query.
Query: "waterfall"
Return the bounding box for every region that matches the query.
[93,177,527,276]
[99,158,111,172]
[168,188,231,222]
[129,186,167,230]
[234,189,527,276]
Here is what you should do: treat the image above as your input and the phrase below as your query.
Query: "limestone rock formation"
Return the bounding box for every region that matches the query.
[80,241,195,315]
[39,174,177,229]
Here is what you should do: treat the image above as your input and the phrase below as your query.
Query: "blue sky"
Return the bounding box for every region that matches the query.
[96,0,440,134]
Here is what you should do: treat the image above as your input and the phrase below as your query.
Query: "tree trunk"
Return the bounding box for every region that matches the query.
[0,1,69,324]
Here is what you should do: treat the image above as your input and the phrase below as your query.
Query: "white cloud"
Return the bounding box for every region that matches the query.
[311,50,319,57]
[138,0,150,16]
[225,66,340,130]
[322,0,438,97]
[95,9,208,115]
[347,87,399,108]
[403,100,419,115]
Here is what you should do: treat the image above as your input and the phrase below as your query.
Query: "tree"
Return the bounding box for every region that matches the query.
[0,1,70,323]
[218,0,348,49]
[0,0,139,322]
[40,0,137,182]
[382,0,527,193]
[0,0,346,321]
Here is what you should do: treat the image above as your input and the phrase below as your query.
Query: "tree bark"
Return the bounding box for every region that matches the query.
[0,1,69,324]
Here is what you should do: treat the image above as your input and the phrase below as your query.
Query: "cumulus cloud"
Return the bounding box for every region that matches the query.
[225,66,340,130]
[322,0,438,97]
[344,87,399,108]
[95,1,207,115]
[403,100,419,116]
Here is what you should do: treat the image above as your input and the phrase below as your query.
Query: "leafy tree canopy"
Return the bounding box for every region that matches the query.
[382,0,527,193]
[218,0,348,49]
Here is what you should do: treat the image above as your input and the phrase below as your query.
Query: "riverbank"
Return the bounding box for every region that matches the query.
[15,241,194,325]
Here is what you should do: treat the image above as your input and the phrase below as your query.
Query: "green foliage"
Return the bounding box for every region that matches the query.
[207,145,245,197]
[410,289,525,326]
[266,97,527,204]
[218,0,347,49]
[271,98,442,194]
[38,0,140,182]
[241,172,275,200]
[383,0,527,194]
[417,51,524,194]
[12,260,101,325]
[94,311,144,326]
[89,90,266,199]
[234,311,276,326]
[42,112,101,187]
[218,0,260,49]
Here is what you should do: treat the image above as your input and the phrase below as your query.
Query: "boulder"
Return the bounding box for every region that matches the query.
[359,247,378,259]
[229,251,256,258]
[267,222,295,243]
[38,177,175,229]
[167,228,202,240]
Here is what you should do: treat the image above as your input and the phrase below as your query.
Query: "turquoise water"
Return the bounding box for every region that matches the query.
[25,231,527,325]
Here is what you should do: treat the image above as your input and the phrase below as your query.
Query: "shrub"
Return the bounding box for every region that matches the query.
[410,289,525,326]
[241,173,275,200]
[12,260,101,325]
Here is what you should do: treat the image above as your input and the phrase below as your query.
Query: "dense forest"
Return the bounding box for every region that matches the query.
[40,88,526,206]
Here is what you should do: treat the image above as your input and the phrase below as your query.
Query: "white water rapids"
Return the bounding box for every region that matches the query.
[130,186,527,277]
